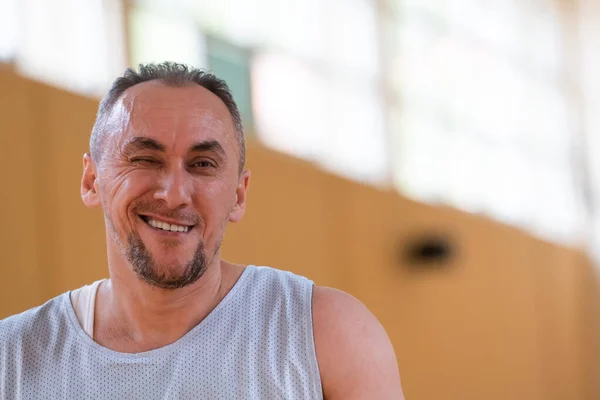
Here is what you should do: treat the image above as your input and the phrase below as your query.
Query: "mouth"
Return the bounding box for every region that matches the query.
[139,215,195,233]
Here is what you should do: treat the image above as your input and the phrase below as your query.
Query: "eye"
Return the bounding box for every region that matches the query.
[191,159,216,169]
[131,157,160,166]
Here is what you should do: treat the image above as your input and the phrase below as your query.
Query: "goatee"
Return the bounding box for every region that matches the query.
[125,232,208,289]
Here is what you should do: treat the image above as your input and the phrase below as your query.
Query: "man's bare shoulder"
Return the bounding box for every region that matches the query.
[312,286,404,400]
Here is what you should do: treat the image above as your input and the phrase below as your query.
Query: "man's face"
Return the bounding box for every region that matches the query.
[82,81,249,289]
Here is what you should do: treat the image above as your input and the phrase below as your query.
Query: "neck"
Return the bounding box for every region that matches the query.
[95,253,240,353]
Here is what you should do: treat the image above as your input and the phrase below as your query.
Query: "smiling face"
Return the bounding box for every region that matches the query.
[81,81,250,289]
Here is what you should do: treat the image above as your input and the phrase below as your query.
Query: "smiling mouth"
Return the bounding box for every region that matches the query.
[139,215,194,233]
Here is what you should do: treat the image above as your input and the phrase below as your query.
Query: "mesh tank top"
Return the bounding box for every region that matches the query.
[0,266,323,399]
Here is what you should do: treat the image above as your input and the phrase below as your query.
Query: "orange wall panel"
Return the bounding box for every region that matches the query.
[0,69,45,315]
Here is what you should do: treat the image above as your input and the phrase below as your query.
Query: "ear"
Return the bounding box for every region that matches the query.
[229,169,251,223]
[81,153,101,208]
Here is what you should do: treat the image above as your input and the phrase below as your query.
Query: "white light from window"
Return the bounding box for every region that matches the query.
[0,0,19,61]
[17,0,126,96]
[129,5,207,69]
[252,52,388,184]
[328,0,380,80]
[251,53,329,161]
[320,80,388,184]
[392,112,451,201]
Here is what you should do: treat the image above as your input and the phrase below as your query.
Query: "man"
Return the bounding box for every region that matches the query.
[0,62,404,399]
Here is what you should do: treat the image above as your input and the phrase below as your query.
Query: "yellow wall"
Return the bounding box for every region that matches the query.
[1,68,598,399]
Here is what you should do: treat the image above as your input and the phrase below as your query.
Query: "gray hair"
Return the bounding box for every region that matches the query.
[90,62,245,171]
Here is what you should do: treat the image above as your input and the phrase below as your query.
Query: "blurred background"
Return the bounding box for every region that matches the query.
[1,0,600,398]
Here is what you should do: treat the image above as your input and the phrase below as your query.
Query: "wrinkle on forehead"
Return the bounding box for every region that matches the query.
[103,81,237,155]
[127,82,232,122]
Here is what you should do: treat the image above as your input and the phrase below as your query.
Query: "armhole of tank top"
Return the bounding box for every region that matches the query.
[306,281,324,400]
[85,280,103,339]
[71,280,103,339]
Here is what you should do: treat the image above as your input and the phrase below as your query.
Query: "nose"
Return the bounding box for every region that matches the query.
[154,164,192,209]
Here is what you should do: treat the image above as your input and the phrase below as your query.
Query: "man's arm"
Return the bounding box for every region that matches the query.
[313,286,404,399]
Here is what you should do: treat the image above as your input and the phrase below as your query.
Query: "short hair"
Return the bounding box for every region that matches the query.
[90,62,245,171]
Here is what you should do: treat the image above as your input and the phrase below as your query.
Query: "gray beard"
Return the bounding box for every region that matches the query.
[125,232,208,290]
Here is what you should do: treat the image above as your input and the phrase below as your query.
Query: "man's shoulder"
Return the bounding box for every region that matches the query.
[311,287,377,338]
[0,294,68,346]
[311,287,404,399]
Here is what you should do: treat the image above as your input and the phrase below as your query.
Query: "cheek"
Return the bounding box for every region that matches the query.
[101,170,155,219]
[194,180,237,221]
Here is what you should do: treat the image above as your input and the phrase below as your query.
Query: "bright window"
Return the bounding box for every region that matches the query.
[16,0,126,96]
[390,0,584,244]
[129,4,207,69]
[0,0,19,62]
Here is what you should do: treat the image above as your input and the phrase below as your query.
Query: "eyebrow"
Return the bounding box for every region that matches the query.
[122,137,165,153]
[122,136,226,158]
[190,140,226,157]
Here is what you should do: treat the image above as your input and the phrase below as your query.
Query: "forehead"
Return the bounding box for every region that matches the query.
[110,81,237,149]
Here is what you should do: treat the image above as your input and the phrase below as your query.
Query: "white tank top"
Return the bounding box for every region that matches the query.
[0,265,323,399]
[70,279,104,338]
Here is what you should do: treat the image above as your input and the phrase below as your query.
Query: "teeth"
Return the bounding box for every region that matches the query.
[146,218,189,233]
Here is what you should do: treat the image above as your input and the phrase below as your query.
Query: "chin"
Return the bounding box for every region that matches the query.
[152,258,191,272]
[126,229,208,289]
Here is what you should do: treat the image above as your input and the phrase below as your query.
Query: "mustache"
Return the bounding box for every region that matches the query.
[133,203,200,225]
